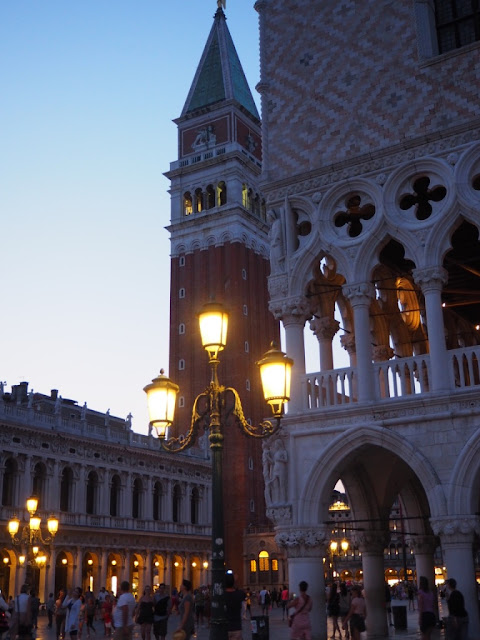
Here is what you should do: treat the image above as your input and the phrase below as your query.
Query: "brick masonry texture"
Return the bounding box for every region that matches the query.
[260,0,480,182]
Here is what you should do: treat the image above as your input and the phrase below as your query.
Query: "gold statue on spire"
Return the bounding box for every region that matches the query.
[217,0,226,9]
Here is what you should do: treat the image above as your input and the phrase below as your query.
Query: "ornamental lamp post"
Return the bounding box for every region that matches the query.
[7,497,59,584]
[144,301,292,640]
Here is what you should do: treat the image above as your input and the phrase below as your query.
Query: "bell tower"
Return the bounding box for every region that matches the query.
[165,5,278,583]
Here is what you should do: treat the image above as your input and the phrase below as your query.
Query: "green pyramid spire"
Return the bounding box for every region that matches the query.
[181,8,260,121]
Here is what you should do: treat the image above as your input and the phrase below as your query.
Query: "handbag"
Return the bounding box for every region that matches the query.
[288,595,309,628]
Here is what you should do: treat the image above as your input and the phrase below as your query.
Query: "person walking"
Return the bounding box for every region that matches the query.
[338,583,351,640]
[46,593,55,629]
[152,584,170,640]
[417,576,436,640]
[112,581,136,640]
[281,586,289,621]
[13,584,32,640]
[176,580,195,640]
[84,589,96,637]
[327,583,342,639]
[445,578,468,640]
[224,573,245,640]
[259,587,270,617]
[288,581,312,640]
[135,586,154,640]
[342,586,366,640]
[63,587,83,640]
[55,589,67,640]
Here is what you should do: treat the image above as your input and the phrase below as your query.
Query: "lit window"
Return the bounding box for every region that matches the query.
[217,181,227,207]
[242,184,249,208]
[250,559,257,573]
[272,559,278,572]
[259,551,269,571]
[183,192,193,216]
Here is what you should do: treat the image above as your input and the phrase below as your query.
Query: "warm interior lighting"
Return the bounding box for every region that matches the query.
[26,496,39,515]
[3,557,9,564]
[144,370,179,439]
[154,561,159,567]
[133,560,139,567]
[330,541,338,553]
[8,517,20,537]
[257,342,293,417]
[87,559,93,566]
[174,561,179,567]
[47,516,59,537]
[30,516,41,531]
[62,558,68,565]
[203,561,209,569]
[198,301,228,360]
[341,539,349,553]
[111,560,117,566]
[192,561,197,568]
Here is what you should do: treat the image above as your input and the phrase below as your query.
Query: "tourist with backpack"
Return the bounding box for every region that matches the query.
[152,584,171,640]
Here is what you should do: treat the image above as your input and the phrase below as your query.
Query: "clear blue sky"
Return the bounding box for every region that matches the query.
[1,1,262,434]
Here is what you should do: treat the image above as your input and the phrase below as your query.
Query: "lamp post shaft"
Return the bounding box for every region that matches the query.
[209,375,228,640]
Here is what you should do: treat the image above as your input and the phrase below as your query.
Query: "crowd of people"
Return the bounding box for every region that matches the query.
[0,575,471,640]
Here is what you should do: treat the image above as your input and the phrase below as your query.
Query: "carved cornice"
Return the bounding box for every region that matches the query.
[263,126,480,203]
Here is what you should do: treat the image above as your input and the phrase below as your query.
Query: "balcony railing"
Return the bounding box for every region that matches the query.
[303,345,480,410]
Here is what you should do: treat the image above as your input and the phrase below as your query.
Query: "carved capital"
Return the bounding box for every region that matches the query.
[310,316,340,341]
[372,344,394,361]
[430,516,480,544]
[269,297,311,324]
[405,534,437,555]
[355,530,390,555]
[342,282,375,306]
[413,266,448,292]
[266,506,292,525]
[275,527,328,558]
[340,333,356,355]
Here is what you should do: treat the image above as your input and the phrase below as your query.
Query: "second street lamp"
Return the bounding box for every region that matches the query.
[144,301,292,640]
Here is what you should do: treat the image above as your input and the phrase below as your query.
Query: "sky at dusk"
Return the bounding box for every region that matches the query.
[1,1,342,435]
[1,1,265,434]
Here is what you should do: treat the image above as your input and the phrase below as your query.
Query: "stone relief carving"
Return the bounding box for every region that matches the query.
[262,438,288,506]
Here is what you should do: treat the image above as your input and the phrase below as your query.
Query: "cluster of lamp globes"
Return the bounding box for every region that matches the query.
[144,301,293,438]
[7,496,59,567]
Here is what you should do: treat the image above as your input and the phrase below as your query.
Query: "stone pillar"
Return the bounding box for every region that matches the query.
[413,267,450,392]
[431,516,480,639]
[21,455,33,504]
[408,534,436,592]
[164,479,173,523]
[100,550,108,589]
[343,283,376,402]
[276,527,328,640]
[372,345,395,399]
[123,550,131,585]
[73,547,83,587]
[310,316,339,371]
[46,546,57,601]
[271,297,310,413]
[145,550,153,590]
[357,531,389,639]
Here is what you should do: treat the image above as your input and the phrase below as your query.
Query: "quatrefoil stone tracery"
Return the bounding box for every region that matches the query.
[399,176,447,220]
[334,194,376,237]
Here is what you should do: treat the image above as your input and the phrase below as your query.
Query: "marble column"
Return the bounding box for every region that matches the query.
[276,527,328,640]
[413,267,450,392]
[357,530,389,639]
[309,316,339,372]
[431,516,480,640]
[271,297,310,413]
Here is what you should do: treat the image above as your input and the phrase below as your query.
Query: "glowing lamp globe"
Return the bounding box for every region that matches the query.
[257,343,293,417]
[144,370,179,439]
[198,301,228,360]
